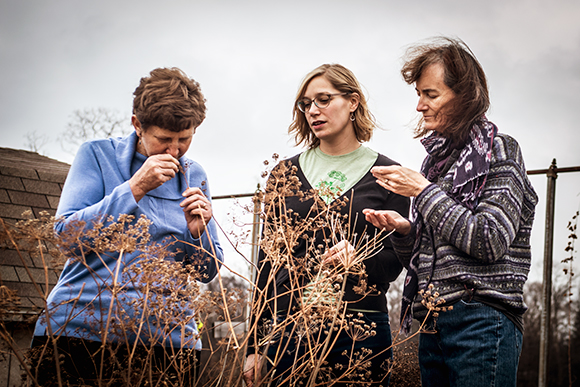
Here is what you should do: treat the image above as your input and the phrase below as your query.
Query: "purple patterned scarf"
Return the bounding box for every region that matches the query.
[400,118,498,334]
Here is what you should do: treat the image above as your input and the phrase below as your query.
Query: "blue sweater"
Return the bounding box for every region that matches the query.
[392,133,538,322]
[34,132,223,350]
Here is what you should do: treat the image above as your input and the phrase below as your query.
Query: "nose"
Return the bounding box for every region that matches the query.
[166,143,180,158]
[307,102,321,116]
[416,97,428,112]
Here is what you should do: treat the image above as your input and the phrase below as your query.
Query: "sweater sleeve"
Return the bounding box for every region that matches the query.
[414,136,536,263]
[55,141,139,234]
[390,222,417,269]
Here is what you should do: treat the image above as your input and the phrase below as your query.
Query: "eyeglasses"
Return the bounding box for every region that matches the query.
[296,92,349,113]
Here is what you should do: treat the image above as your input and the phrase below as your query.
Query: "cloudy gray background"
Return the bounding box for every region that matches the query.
[1,0,579,282]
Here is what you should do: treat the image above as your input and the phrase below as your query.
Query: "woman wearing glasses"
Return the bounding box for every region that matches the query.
[243,64,409,386]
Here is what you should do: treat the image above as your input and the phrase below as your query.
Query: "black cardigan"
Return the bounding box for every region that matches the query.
[248,153,410,354]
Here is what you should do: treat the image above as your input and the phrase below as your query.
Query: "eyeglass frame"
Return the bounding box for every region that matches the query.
[296,92,350,113]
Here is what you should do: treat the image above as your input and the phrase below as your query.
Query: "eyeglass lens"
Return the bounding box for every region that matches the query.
[297,94,333,113]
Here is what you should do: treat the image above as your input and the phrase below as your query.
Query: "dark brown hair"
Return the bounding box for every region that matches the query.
[132,67,206,132]
[288,64,376,149]
[401,37,489,143]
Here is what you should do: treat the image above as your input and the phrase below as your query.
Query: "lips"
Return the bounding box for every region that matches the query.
[311,120,326,129]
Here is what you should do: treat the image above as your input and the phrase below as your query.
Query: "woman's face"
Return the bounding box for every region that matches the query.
[132,116,194,159]
[302,76,358,144]
[415,63,456,134]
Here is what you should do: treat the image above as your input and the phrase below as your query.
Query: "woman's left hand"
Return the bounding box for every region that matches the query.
[181,187,212,239]
[322,240,355,267]
[362,209,411,236]
[371,165,431,198]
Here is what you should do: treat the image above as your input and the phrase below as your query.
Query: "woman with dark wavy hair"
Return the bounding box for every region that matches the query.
[364,37,538,387]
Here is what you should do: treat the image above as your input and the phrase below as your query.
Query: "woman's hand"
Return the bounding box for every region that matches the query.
[362,209,412,236]
[371,165,430,198]
[129,154,180,202]
[322,240,356,267]
[181,187,212,239]
[243,354,263,387]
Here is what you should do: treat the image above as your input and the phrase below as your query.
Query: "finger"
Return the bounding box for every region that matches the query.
[371,213,390,230]
[364,214,374,225]
[181,197,210,212]
[326,241,348,256]
[323,253,343,266]
[160,165,178,178]
[145,163,177,182]
[371,170,388,180]
[371,165,397,175]
[371,166,389,174]
[153,153,180,164]
[376,179,391,191]
[185,205,207,218]
[243,373,253,387]
[180,193,207,205]
[148,154,180,172]
[321,248,333,261]
[182,186,206,197]
[180,188,209,205]
[165,161,180,173]
[322,249,339,265]
[364,215,376,227]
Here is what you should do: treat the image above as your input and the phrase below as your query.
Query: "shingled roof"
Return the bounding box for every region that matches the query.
[0,147,70,318]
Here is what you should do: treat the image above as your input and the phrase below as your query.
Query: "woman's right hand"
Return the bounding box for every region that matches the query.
[243,354,263,387]
[362,209,411,236]
[129,154,180,202]
[371,165,430,198]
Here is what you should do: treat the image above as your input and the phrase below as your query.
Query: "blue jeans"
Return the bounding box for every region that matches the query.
[419,300,523,387]
[266,311,393,386]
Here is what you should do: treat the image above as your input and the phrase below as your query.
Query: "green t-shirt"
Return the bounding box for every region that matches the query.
[299,145,378,204]
[299,146,380,312]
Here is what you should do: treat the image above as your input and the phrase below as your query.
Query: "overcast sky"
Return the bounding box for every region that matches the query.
[1,0,579,283]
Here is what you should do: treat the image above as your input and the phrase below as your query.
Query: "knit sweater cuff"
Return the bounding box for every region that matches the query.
[414,183,447,221]
[390,220,415,245]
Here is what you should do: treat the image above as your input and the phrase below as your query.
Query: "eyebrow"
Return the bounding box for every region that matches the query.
[303,92,332,99]
[415,87,439,94]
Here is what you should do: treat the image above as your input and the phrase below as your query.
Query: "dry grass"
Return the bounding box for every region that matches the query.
[0,157,452,386]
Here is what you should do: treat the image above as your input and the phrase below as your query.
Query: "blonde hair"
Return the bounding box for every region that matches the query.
[288,64,376,149]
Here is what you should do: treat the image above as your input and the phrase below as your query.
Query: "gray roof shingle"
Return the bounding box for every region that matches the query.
[0,147,70,318]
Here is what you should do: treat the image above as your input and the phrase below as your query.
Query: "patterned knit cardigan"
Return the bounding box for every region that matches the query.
[391,133,538,321]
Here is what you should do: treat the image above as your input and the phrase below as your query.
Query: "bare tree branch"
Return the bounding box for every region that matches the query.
[59,108,131,156]
[25,130,50,155]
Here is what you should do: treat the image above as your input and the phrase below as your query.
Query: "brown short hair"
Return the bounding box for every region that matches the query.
[401,37,489,143]
[288,64,376,149]
[132,67,206,132]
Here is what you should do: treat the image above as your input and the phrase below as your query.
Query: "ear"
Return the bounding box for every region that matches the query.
[349,92,360,113]
[131,115,142,137]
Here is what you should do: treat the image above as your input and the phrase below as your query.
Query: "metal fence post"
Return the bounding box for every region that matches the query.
[244,185,262,333]
[250,184,262,285]
[538,159,558,387]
